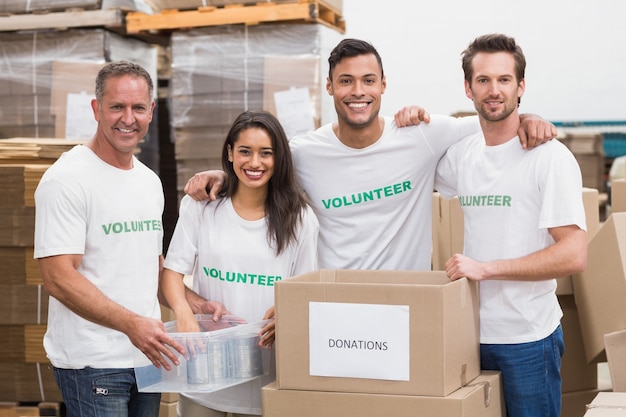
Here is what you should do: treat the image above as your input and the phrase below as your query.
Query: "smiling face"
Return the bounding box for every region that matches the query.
[227,127,275,193]
[327,53,387,130]
[465,51,525,123]
[91,74,154,157]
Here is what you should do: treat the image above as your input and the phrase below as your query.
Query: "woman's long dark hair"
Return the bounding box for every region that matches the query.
[221,110,308,255]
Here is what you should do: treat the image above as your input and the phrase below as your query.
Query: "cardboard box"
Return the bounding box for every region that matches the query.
[50,60,105,139]
[560,295,598,392]
[573,212,626,363]
[150,0,343,14]
[158,401,177,417]
[431,193,463,271]
[274,270,480,397]
[604,329,626,392]
[562,389,608,417]
[583,392,626,416]
[0,285,49,325]
[0,362,62,402]
[262,371,504,417]
[135,315,271,393]
[262,55,322,138]
[613,179,626,213]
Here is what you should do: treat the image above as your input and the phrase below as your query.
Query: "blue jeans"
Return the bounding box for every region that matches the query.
[480,325,564,417]
[53,367,161,417]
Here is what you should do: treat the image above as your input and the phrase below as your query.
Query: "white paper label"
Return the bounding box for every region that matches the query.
[65,92,97,140]
[274,87,315,139]
[309,302,410,381]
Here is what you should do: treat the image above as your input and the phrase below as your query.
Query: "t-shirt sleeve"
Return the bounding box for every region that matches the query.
[422,114,480,157]
[538,144,587,231]
[34,178,87,258]
[434,149,459,199]
[290,206,319,277]
[163,195,204,275]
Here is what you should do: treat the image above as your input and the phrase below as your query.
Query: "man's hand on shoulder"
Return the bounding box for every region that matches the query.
[518,114,558,149]
[394,106,431,127]
[184,170,226,201]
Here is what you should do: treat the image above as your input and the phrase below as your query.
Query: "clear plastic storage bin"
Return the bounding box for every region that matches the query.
[135,315,271,393]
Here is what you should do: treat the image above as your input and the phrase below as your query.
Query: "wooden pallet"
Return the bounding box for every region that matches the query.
[0,8,124,32]
[126,0,345,34]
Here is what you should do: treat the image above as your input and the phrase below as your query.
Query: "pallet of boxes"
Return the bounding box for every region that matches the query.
[431,188,610,417]
[0,6,162,414]
[265,267,504,416]
[574,172,626,416]
[0,140,75,417]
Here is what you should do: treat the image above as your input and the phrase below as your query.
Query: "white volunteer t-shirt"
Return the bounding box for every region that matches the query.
[164,196,318,415]
[436,135,586,344]
[289,115,479,270]
[34,145,164,368]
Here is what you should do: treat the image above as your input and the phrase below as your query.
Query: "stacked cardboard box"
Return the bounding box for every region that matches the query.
[0,27,157,404]
[612,179,626,213]
[0,29,157,141]
[432,189,608,417]
[168,23,340,199]
[0,151,61,402]
[559,134,606,192]
[574,209,626,362]
[149,0,343,14]
[0,0,147,14]
[582,191,626,417]
[265,269,505,416]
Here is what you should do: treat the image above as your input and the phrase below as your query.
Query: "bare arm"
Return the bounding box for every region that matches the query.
[445,225,587,282]
[39,254,184,370]
[183,170,227,201]
[393,106,431,126]
[160,268,200,332]
[259,305,276,348]
[394,107,557,149]
[518,114,558,149]
[159,268,229,325]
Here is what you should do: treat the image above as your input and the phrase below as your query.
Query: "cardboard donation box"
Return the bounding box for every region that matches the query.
[263,371,504,417]
[135,315,271,393]
[274,269,480,397]
[573,212,626,363]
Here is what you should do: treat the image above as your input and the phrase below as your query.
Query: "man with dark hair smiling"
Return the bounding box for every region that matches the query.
[185,38,557,272]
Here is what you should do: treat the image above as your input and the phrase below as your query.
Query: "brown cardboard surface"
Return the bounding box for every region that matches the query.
[562,389,607,417]
[263,371,504,417]
[50,60,105,138]
[604,329,626,392]
[158,401,177,417]
[573,212,626,363]
[559,295,598,392]
[0,285,49,325]
[431,193,464,271]
[274,269,480,397]
[262,55,322,132]
[612,179,626,213]
[583,187,601,240]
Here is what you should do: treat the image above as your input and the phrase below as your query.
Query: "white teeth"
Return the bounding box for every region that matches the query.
[245,170,262,177]
[119,128,133,133]
[348,102,367,109]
